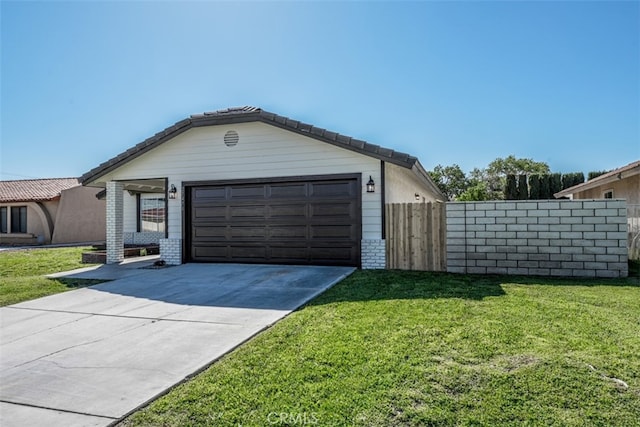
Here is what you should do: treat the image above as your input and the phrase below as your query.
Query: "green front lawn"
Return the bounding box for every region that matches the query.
[0,247,103,306]
[122,267,640,426]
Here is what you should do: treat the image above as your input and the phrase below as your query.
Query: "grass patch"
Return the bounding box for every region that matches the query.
[0,247,103,306]
[121,268,640,426]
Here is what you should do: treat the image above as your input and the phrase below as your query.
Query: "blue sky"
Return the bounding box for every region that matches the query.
[1,1,638,181]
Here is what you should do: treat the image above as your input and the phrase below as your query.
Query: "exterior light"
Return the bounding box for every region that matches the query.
[415,193,421,201]
[366,176,375,193]
[168,184,177,199]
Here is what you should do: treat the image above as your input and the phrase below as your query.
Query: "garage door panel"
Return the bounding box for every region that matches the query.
[188,176,361,266]
[269,245,310,260]
[192,245,227,258]
[228,204,267,219]
[269,225,308,239]
[309,181,356,198]
[309,246,357,262]
[229,246,268,259]
[310,204,357,221]
[193,206,227,220]
[310,225,356,239]
[193,187,226,200]
[230,226,267,239]
[193,225,227,238]
[268,183,308,198]
[269,203,308,219]
[229,186,265,199]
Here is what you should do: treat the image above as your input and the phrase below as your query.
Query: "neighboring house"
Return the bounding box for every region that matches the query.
[554,160,640,260]
[553,160,640,203]
[0,178,106,246]
[81,106,445,268]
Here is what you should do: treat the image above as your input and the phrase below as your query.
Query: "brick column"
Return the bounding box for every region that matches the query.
[160,238,182,265]
[361,239,386,269]
[106,181,124,264]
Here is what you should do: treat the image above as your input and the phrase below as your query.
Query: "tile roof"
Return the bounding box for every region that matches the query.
[0,178,80,203]
[81,106,420,184]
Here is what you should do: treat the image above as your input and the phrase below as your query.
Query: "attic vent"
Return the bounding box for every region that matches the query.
[224,130,239,147]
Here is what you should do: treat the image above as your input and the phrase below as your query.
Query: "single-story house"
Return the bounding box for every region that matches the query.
[554,160,639,203]
[81,106,445,268]
[0,178,106,245]
[554,160,640,260]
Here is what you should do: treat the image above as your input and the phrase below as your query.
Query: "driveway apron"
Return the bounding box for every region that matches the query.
[0,263,354,427]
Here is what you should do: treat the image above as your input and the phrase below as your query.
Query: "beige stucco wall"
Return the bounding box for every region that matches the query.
[573,175,640,205]
[0,201,56,244]
[51,186,106,244]
[385,163,442,204]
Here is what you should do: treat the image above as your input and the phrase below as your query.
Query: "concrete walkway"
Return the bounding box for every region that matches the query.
[0,261,354,427]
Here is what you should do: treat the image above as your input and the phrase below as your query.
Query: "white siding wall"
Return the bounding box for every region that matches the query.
[123,191,137,233]
[99,122,383,240]
[385,163,440,204]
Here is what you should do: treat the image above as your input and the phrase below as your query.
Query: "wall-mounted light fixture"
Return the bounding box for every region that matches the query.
[366,176,375,193]
[415,193,421,201]
[168,184,177,199]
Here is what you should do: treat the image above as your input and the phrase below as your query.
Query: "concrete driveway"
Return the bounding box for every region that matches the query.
[0,261,354,427]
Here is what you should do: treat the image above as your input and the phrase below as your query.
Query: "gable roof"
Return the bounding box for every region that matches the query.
[80,106,420,185]
[554,160,640,198]
[0,178,80,203]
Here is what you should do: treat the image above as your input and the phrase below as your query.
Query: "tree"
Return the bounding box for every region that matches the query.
[517,175,529,200]
[428,164,470,201]
[588,170,609,180]
[528,175,541,199]
[486,155,550,176]
[539,174,551,199]
[562,172,585,190]
[505,175,518,200]
[550,173,562,196]
[480,155,550,200]
[458,181,489,201]
[428,155,550,202]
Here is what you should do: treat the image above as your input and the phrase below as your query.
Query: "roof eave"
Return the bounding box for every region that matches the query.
[412,160,447,202]
[81,108,422,185]
[81,119,193,185]
[554,163,640,198]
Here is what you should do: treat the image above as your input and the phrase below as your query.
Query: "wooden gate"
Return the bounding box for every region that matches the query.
[385,202,446,271]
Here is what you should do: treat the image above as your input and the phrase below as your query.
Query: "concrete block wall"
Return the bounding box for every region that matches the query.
[362,239,386,269]
[124,231,164,245]
[160,238,182,265]
[446,200,628,278]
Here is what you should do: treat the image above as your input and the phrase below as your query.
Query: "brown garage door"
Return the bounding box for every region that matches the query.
[186,175,361,266]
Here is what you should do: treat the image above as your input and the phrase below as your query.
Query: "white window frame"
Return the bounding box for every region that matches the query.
[139,194,166,233]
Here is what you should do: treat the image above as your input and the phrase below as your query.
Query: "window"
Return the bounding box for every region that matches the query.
[10,206,27,233]
[603,190,614,199]
[139,196,165,232]
[0,207,7,233]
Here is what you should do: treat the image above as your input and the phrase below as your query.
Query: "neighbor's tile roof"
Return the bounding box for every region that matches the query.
[0,178,80,202]
[81,106,419,184]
